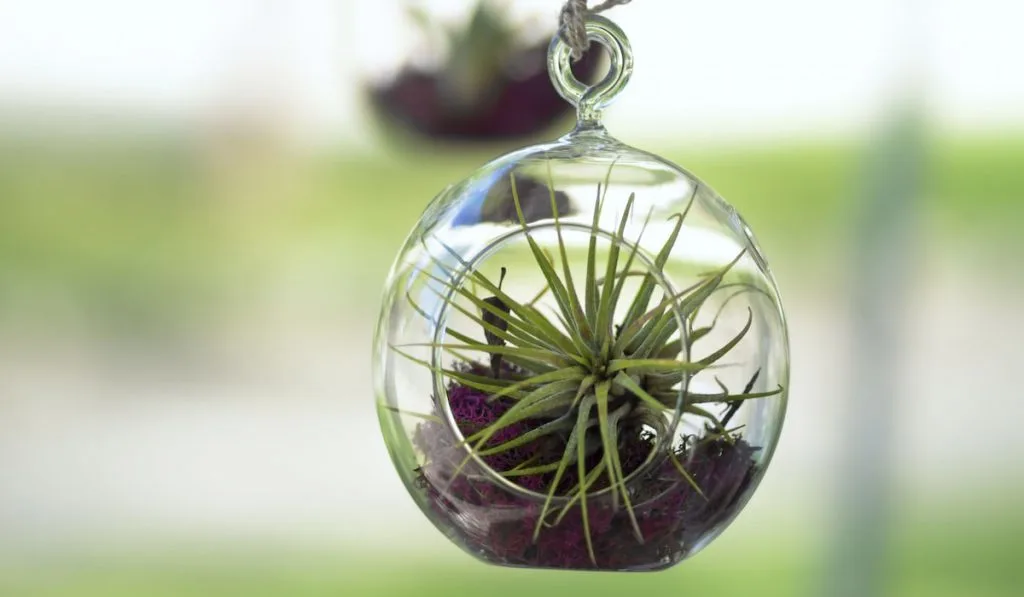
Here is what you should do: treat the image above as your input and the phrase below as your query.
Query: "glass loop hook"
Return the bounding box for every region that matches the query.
[548,14,634,127]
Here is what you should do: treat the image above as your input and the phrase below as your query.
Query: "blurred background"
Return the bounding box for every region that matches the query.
[1,1,1022,595]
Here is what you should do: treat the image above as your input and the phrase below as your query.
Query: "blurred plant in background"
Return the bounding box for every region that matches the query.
[368,0,600,141]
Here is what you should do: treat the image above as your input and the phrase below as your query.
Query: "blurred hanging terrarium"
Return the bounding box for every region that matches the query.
[368,0,601,141]
[374,8,789,572]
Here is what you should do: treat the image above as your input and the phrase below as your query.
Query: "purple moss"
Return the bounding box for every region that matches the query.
[412,363,760,570]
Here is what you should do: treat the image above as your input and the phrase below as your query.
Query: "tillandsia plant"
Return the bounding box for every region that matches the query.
[390,171,784,570]
[370,0,600,141]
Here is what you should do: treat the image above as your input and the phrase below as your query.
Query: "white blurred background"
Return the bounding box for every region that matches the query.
[0,2,1022,596]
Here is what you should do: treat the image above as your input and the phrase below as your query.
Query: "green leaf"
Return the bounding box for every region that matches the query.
[669,451,708,500]
[623,188,696,324]
[487,365,586,401]
[445,328,556,373]
[684,404,726,429]
[642,370,685,393]
[417,265,559,354]
[597,387,643,542]
[694,308,753,369]
[607,358,707,374]
[432,239,581,356]
[695,424,746,446]
[477,406,577,456]
[553,460,608,525]
[617,249,746,354]
[546,161,591,341]
[586,160,618,329]
[585,185,602,330]
[534,395,597,542]
[706,282,775,330]
[633,310,679,358]
[421,265,585,368]
[576,393,597,565]
[510,174,582,343]
[389,346,516,395]
[608,207,653,329]
[501,462,564,476]
[526,280,552,306]
[377,404,442,423]
[572,374,596,408]
[464,377,581,448]
[612,371,673,412]
[405,290,437,327]
[400,342,570,368]
[687,326,712,349]
[596,269,648,288]
[597,193,636,340]
[614,276,720,354]
[686,386,783,404]
[595,379,613,487]
[675,250,748,322]
[518,303,587,364]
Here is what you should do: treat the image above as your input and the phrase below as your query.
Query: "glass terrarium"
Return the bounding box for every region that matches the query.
[373,16,789,571]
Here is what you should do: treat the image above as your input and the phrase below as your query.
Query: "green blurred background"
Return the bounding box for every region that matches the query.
[1,1,1022,596]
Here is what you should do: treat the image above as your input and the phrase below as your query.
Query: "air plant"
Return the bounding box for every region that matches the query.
[370,0,601,141]
[393,170,784,569]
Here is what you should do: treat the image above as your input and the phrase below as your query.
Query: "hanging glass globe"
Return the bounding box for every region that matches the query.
[373,15,789,571]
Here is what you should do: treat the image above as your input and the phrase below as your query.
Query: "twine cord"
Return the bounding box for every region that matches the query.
[558,0,633,60]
